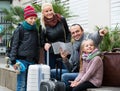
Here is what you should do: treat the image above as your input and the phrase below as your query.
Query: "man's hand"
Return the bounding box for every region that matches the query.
[99,28,108,36]
[59,48,69,61]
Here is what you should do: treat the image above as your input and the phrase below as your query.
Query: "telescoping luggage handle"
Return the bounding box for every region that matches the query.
[47,50,49,66]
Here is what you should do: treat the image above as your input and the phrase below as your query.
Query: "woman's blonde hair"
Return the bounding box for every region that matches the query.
[41,3,54,30]
[79,39,95,71]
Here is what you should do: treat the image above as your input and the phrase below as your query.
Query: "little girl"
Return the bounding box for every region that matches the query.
[70,39,103,91]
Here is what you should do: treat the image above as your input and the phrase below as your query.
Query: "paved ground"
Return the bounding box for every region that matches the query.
[0,55,14,91]
[0,86,12,91]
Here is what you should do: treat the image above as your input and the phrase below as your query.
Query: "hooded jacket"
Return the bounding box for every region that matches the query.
[10,24,39,65]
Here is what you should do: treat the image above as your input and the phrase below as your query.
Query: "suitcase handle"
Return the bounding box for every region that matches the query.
[56,58,63,80]
[47,50,49,65]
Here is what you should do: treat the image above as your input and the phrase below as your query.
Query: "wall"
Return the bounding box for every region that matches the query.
[0,66,17,91]
[88,0,110,31]
[68,0,111,32]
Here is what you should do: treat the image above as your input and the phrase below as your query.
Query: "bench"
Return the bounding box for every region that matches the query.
[87,86,120,91]
[87,52,120,91]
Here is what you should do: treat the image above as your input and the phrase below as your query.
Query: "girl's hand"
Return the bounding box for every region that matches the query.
[44,43,51,51]
[69,81,80,87]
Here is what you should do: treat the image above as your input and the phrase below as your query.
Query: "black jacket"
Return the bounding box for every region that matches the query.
[10,24,39,64]
[39,17,71,53]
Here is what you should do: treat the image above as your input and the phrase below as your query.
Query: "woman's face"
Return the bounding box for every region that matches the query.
[42,5,54,19]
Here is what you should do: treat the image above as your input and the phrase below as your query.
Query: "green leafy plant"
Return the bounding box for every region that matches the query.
[95,25,120,52]
[110,25,120,49]
[2,1,73,32]
[1,1,75,46]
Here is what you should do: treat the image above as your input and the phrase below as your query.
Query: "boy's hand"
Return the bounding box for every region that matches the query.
[13,64,19,70]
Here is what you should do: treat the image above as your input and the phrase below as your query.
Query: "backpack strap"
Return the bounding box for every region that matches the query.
[6,24,24,57]
[18,25,24,44]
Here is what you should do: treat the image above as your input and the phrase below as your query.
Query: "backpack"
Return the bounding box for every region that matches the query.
[6,24,24,57]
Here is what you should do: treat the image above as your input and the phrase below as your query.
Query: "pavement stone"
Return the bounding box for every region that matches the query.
[0,86,13,91]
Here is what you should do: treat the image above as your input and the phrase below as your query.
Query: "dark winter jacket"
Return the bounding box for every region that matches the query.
[39,17,71,53]
[10,24,39,65]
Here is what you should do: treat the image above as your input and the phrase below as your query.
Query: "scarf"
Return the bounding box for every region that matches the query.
[44,13,61,27]
[22,21,37,31]
[82,48,101,62]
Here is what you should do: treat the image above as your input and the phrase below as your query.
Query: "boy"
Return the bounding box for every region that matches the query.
[9,6,39,91]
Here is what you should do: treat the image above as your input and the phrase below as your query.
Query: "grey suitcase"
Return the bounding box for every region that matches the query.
[40,79,66,91]
[27,51,50,91]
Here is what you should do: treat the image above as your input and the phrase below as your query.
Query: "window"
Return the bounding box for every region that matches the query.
[111,0,120,28]
[67,0,88,31]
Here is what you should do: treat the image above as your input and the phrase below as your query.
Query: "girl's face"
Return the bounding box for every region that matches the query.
[42,5,54,19]
[25,16,37,25]
[83,40,95,54]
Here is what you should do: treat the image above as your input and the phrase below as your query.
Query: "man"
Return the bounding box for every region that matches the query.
[51,24,107,90]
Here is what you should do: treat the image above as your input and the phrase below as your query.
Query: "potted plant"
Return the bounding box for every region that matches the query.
[96,25,120,87]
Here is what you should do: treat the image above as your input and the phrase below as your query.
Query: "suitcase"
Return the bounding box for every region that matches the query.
[27,51,50,91]
[40,79,66,91]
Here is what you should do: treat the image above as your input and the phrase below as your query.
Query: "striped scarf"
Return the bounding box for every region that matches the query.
[82,48,101,62]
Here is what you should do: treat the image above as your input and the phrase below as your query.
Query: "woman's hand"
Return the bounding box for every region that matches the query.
[44,43,51,51]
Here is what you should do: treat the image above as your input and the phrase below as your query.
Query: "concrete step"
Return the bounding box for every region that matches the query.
[0,64,17,91]
[87,86,120,91]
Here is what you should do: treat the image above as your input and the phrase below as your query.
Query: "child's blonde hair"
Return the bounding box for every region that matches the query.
[79,39,95,71]
[41,3,54,30]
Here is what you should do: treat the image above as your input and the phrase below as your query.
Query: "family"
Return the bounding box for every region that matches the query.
[9,2,108,91]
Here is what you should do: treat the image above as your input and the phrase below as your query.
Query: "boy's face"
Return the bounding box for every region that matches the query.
[25,16,37,25]
[70,25,83,41]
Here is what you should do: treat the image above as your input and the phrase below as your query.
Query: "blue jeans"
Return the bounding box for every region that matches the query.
[16,60,34,91]
[51,69,69,80]
[61,73,78,86]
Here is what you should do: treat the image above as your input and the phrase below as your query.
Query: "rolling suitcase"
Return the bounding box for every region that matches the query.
[40,79,66,91]
[27,51,50,91]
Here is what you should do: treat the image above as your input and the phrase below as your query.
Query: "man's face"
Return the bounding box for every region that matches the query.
[70,25,83,41]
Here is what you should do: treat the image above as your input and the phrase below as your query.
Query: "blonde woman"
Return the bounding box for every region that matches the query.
[70,39,103,91]
[39,3,71,69]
